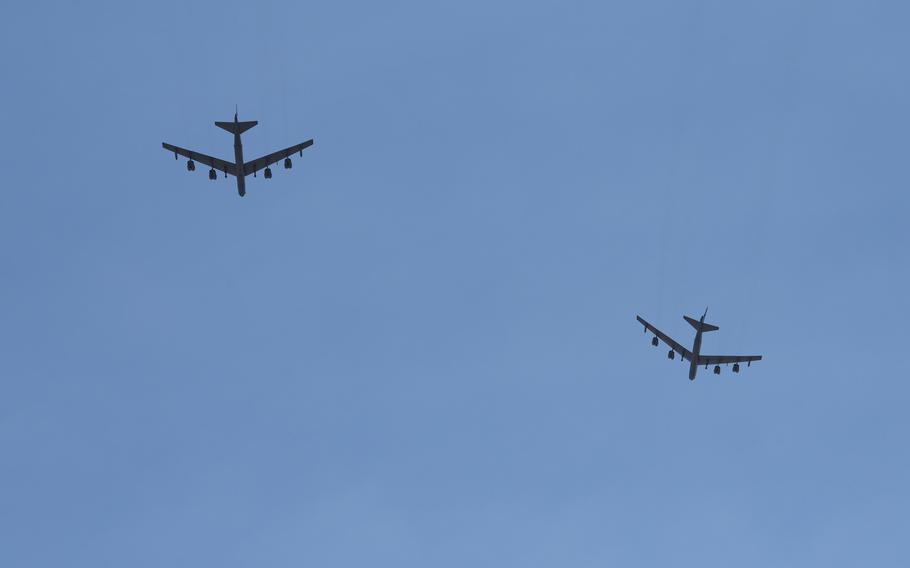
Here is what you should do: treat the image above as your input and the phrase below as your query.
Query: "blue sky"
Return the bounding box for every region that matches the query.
[2,1,909,566]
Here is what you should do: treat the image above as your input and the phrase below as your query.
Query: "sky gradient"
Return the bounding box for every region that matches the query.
[2,1,909,566]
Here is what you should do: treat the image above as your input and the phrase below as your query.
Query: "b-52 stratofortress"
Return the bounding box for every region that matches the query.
[636,309,762,380]
[162,111,313,197]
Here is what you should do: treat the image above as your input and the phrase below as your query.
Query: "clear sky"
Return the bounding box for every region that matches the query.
[2,1,909,566]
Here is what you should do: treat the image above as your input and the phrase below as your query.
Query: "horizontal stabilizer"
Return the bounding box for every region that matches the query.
[215,120,258,135]
[684,316,719,332]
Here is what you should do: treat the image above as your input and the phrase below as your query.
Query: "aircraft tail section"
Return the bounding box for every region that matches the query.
[684,316,719,332]
[215,120,258,135]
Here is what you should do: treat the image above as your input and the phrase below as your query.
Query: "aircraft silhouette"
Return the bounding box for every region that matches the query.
[162,110,313,197]
[637,309,762,380]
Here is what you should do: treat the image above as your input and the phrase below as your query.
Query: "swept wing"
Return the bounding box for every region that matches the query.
[697,354,762,366]
[243,140,314,176]
[162,143,237,177]
[636,315,693,361]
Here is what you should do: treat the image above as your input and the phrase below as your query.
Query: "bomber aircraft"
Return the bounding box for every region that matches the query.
[162,110,313,197]
[637,309,762,380]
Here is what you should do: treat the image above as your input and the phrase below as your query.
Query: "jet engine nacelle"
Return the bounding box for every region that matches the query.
[732,363,740,373]
[264,167,273,179]
[713,365,721,375]
[187,160,195,171]
[284,157,292,169]
[208,168,217,180]
[651,336,659,347]
[667,350,675,360]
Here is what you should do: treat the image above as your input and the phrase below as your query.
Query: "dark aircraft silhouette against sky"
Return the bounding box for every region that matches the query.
[637,309,762,380]
[162,110,314,196]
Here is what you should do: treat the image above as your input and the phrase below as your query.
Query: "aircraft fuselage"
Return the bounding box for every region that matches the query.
[687,313,707,380]
[688,330,702,380]
[233,130,246,197]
